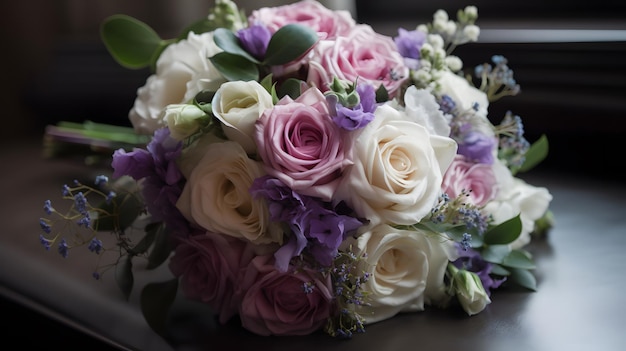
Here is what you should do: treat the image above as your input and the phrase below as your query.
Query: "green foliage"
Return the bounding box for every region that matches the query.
[210,52,260,81]
[100,15,170,70]
[115,256,134,300]
[263,24,317,66]
[483,214,521,245]
[518,134,549,173]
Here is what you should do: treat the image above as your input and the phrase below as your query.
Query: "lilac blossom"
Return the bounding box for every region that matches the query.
[251,176,363,271]
[394,28,426,70]
[112,128,188,232]
[457,128,497,164]
[331,84,377,131]
[452,247,506,295]
[237,23,272,59]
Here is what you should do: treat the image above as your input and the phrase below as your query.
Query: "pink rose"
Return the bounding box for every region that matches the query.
[168,230,255,324]
[307,24,409,97]
[254,87,352,201]
[442,155,498,207]
[247,0,355,39]
[237,255,333,336]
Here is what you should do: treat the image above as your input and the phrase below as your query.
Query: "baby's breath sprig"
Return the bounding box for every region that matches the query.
[473,55,521,102]
[324,249,371,339]
[38,175,145,280]
[495,111,530,173]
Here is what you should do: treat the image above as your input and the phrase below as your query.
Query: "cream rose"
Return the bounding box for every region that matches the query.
[175,140,283,245]
[354,224,458,324]
[484,160,553,249]
[334,103,457,227]
[212,80,274,154]
[129,31,225,135]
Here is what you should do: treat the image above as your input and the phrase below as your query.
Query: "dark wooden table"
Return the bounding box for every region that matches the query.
[1,135,625,351]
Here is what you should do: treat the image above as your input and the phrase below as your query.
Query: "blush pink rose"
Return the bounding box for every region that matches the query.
[168,230,255,324]
[442,155,498,206]
[307,24,409,97]
[247,0,355,39]
[254,87,352,201]
[237,254,333,336]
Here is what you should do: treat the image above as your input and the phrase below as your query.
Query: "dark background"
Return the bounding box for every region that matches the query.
[0,0,624,349]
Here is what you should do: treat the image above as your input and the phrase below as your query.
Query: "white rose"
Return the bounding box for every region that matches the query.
[485,160,553,249]
[212,81,274,154]
[437,70,489,117]
[354,224,458,324]
[175,141,283,245]
[129,31,225,135]
[162,104,207,140]
[335,104,457,227]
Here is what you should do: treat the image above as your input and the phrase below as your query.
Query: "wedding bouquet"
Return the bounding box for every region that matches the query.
[39,0,553,339]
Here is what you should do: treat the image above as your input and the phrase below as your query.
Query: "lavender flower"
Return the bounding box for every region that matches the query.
[457,128,497,164]
[394,28,427,70]
[331,83,377,131]
[452,247,506,295]
[237,23,272,59]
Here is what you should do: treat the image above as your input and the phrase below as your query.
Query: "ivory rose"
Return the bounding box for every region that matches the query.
[175,140,283,245]
[254,87,352,201]
[162,103,207,140]
[129,31,225,135]
[168,230,255,323]
[307,24,409,97]
[334,103,457,227]
[247,0,355,39]
[353,224,458,324]
[237,254,333,336]
[442,154,498,207]
[212,80,274,154]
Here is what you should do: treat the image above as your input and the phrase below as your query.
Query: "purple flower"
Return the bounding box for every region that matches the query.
[453,247,506,295]
[237,23,272,60]
[331,84,377,131]
[252,176,363,271]
[394,28,426,70]
[112,128,187,232]
[457,129,497,165]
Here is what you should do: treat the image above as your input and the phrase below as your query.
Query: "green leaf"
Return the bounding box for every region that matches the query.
[483,214,522,245]
[210,52,259,81]
[481,244,510,264]
[178,18,217,40]
[101,14,164,69]
[508,268,537,291]
[277,78,304,99]
[263,24,318,66]
[375,83,389,103]
[502,249,536,270]
[213,28,259,63]
[146,224,173,269]
[115,256,134,300]
[129,223,158,255]
[490,264,510,276]
[517,134,549,173]
[141,279,179,337]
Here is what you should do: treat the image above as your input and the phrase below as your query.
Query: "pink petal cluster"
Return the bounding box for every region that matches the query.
[441,155,498,207]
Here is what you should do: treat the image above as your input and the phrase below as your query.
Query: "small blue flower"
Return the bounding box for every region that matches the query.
[302,281,315,294]
[88,237,103,254]
[62,184,70,197]
[39,234,51,251]
[39,218,52,234]
[74,192,88,215]
[58,238,69,258]
[94,175,109,186]
[43,200,53,215]
[461,233,472,251]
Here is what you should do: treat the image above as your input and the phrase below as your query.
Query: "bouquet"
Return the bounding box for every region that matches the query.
[39,0,554,339]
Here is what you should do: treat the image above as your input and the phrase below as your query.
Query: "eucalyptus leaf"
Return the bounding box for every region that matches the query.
[178,18,217,40]
[213,28,259,63]
[490,264,510,276]
[502,249,536,270]
[263,24,318,66]
[517,134,549,173]
[141,279,179,337]
[481,244,510,264]
[508,268,537,291]
[375,84,389,103]
[129,222,158,255]
[115,256,134,301]
[483,214,522,245]
[210,52,259,81]
[101,14,163,69]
